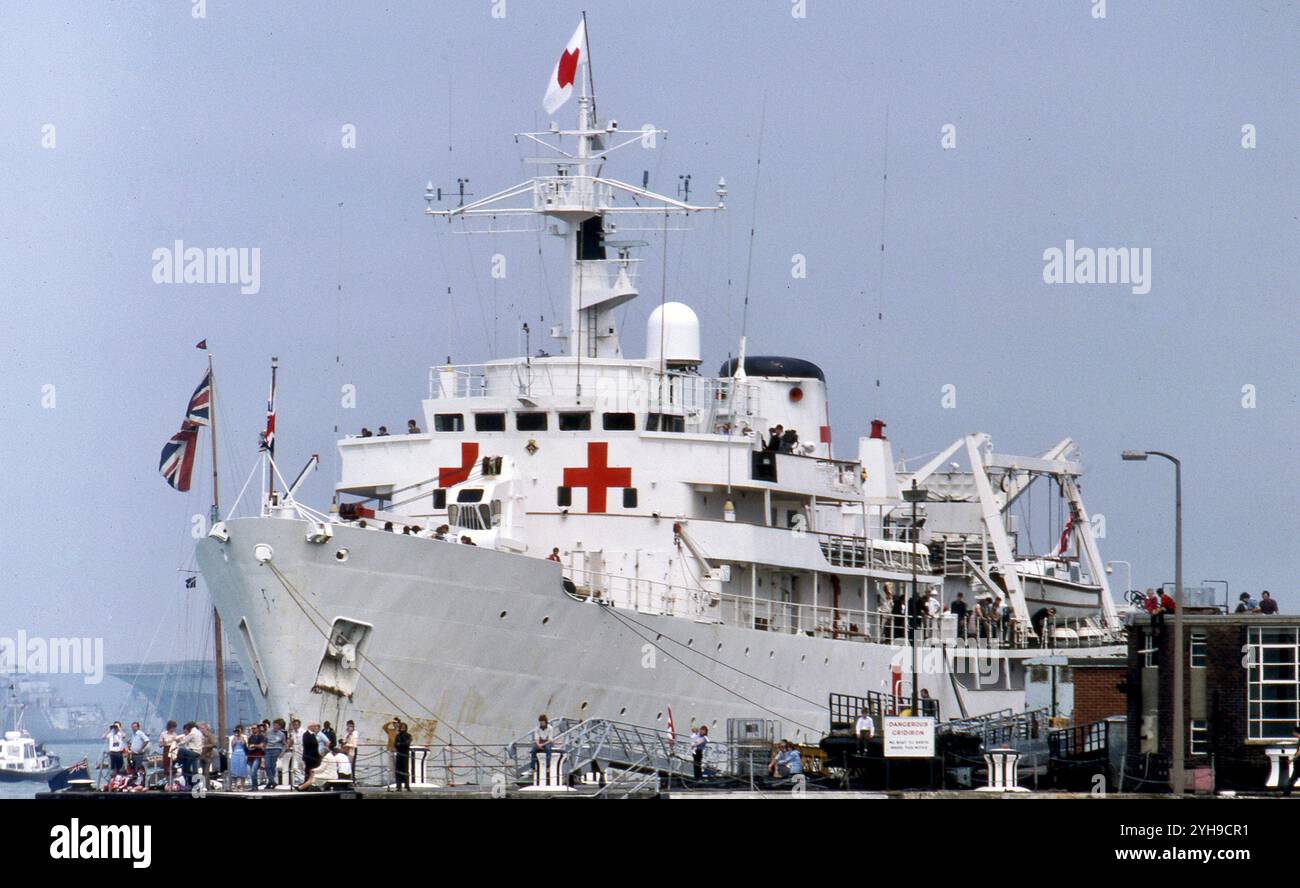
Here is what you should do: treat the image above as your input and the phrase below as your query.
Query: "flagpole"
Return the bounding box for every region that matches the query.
[205,349,228,759]
[581,10,595,117]
[266,357,278,503]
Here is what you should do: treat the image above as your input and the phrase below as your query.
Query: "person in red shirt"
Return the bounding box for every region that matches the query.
[1159,590,1177,614]
[1143,588,1165,633]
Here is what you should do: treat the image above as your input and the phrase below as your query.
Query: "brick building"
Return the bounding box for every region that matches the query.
[1125,611,1300,792]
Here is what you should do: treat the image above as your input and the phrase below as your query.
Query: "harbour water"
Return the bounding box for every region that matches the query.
[0,742,99,799]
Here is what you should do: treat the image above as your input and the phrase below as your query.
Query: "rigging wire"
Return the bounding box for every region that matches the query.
[738,93,768,350]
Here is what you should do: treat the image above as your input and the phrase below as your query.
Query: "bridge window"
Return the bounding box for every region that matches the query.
[433,490,447,509]
[474,412,506,432]
[602,412,636,431]
[517,412,548,431]
[622,488,638,509]
[456,488,484,503]
[434,413,464,432]
[646,413,685,433]
[558,411,592,431]
[557,486,572,507]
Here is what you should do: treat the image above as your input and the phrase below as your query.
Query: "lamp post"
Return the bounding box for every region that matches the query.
[1122,449,1183,794]
[1106,560,1133,605]
[903,479,928,716]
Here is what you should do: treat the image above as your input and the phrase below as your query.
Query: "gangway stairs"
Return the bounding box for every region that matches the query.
[508,718,722,797]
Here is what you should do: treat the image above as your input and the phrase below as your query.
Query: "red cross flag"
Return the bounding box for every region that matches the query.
[543,19,587,116]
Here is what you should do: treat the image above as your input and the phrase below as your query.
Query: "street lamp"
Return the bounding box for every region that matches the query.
[1122,449,1183,794]
[903,479,928,717]
[1106,560,1133,604]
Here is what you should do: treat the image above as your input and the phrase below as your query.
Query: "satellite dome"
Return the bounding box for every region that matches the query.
[645,302,701,368]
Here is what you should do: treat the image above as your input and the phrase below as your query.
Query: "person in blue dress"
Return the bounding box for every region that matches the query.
[227,725,249,791]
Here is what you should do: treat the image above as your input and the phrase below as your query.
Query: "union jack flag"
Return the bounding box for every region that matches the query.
[185,370,212,427]
[159,421,200,492]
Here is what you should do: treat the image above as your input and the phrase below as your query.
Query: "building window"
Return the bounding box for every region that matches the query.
[1247,626,1300,740]
[434,413,464,432]
[474,412,506,432]
[1142,631,1156,668]
[558,411,592,431]
[1190,720,1209,756]
[602,412,636,431]
[1190,631,1207,668]
[646,413,685,433]
[516,412,548,431]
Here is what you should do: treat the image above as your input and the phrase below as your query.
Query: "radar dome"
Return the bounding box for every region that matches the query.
[645,302,701,368]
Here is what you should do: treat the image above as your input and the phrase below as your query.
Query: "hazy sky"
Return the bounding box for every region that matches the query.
[0,1,1295,665]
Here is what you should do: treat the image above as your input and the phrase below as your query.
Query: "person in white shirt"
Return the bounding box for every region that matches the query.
[530,714,555,776]
[298,748,350,790]
[854,710,876,753]
[128,722,150,778]
[290,719,307,786]
[158,720,179,784]
[104,722,127,775]
[177,722,204,788]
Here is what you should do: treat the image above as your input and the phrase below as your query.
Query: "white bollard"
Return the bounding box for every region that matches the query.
[1264,746,1297,789]
[977,746,1029,792]
[519,749,575,793]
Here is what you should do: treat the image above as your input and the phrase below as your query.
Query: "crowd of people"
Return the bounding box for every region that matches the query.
[357,419,423,438]
[98,717,363,793]
[1234,590,1280,614]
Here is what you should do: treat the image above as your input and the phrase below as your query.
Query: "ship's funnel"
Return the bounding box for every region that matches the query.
[645,301,701,368]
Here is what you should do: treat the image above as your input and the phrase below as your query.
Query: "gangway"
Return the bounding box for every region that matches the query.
[507,718,727,796]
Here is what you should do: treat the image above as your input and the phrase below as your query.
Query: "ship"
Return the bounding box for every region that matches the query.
[196,29,1125,748]
[7,679,105,744]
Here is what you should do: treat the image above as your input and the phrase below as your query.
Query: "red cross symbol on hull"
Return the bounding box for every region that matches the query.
[563,442,631,514]
[438,442,479,488]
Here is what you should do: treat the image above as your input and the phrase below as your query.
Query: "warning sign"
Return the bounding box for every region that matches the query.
[883,716,936,758]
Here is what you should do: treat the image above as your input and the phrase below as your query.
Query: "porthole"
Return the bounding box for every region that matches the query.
[580,701,589,711]
[335,548,349,562]
[716,643,723,652]
[823,657,830,666]
[744,647,750,656]
[656,711,663,721]
[769,651,774,659]
[619,707,627,716]
[542,616,550,625]
[499,611,508,619]
[800,654,807,663]
[687,638,694,647]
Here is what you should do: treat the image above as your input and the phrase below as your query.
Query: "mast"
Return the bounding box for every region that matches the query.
[207,351,227,750]
[266,356,278,502]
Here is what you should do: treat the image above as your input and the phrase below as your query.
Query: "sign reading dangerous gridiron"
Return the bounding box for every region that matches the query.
[883,716,936,758]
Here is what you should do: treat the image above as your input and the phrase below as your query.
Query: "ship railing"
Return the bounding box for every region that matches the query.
[816,531,932,573]
[350,742,513,789]
[564,565,717,619]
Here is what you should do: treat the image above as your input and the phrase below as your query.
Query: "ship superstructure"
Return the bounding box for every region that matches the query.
[196,48,1123,747]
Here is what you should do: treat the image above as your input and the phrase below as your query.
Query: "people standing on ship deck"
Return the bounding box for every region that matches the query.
[407,419,421,434]
[322,720,337,751]
[1236,592,1257,613]
[1031,606,1056,648]
[766,425,785,451]
[855,710,875,753]
[159,720,179,784]
[264,719,286,789]
[246,722,266,789]
[890,591,905,643]
[691,724,709,780]
[1259,591,1279,614]
[128,722,150,776]
[301,722,321,778]
[377,426,389,436]
[177,722,202,788]
[394,721,413,791]
[548,547,562,562]
[359,427,373,438]
[228,725,249,791]
[781,428,799,453]
[948,593,969,639]
[340,717,361,774]
[104,722,126,775]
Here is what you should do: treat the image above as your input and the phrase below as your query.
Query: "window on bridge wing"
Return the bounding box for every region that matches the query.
[434,413,464,432]
[474,412,506,432]
[602,412,636,431]
[456,489,484,503]
[516,412,548,431]
[559,411,592,431]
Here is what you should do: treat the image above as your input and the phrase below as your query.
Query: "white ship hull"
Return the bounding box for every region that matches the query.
[197,516,1025,747]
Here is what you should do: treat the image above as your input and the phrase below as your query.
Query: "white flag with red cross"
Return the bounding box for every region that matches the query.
[543,19,587,116]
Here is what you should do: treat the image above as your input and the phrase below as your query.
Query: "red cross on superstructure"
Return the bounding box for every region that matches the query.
[438,442,479,488]
[563,442,631,514]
